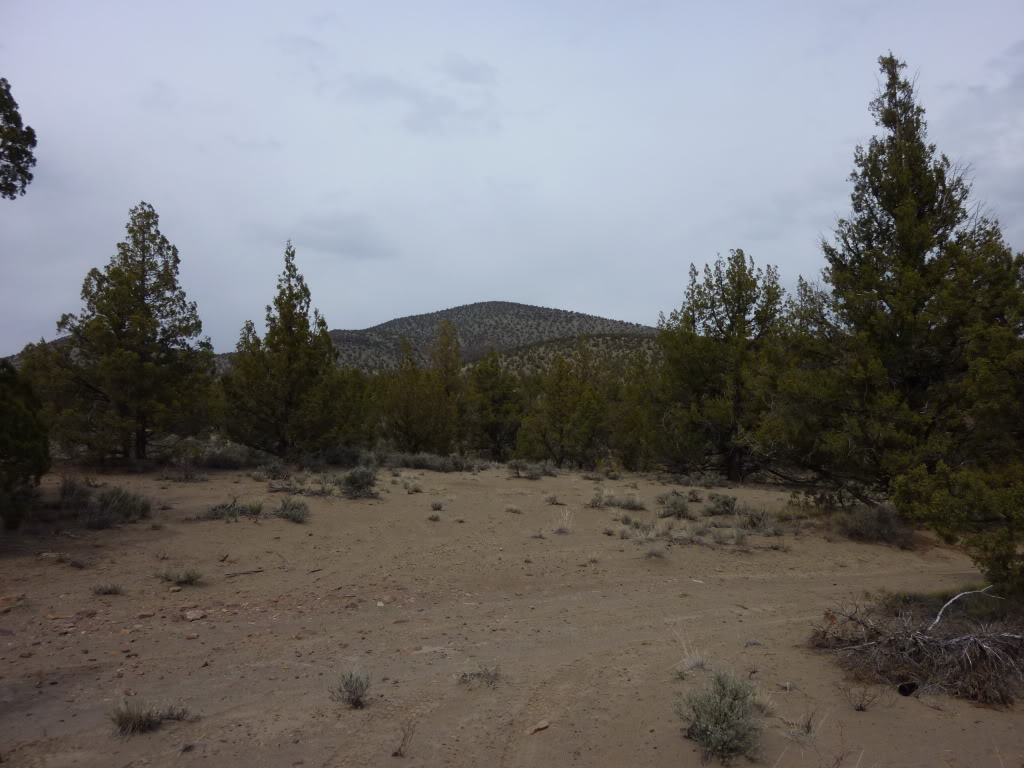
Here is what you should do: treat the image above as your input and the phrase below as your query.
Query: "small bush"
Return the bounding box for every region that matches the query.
[587,489,606,509]
[109,700,196,737]
[676,671,761,762]
[427,513,440,522]
[458,664,502,687]
[544,494,562,506]
[406,482,423,494]
[84,487,151,528]
[431,501,444,511]
[156,569,203,586]
[159,460,207,483]
[260,461,291,480]
[607,494,646,511]
[340,467,378,499]
[504,504,522,515]
[384,452,479,473]
[93,583,124,596]
[837,504,914,549]
[687,489,703,503]
[705,493,737,516]
[658,494,693,520]
[59,475,92,515]
[331,672,370,709]
[645,546,666,559]
[602,527,615,536]
[274,498,310,523]
[552,509,574,534]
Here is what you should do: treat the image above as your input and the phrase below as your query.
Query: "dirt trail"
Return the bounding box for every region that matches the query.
[1,469,1019,767]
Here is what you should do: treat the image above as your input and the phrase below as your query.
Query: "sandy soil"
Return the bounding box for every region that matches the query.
[1,468,1020,767]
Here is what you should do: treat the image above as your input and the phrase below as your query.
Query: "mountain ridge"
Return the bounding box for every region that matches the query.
[326,300,657,371]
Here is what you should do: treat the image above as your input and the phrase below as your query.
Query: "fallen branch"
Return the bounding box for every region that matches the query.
[927,585,999,632]
[225,568,264,577]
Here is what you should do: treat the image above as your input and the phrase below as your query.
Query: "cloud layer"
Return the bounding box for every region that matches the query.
[1,2,1021,354]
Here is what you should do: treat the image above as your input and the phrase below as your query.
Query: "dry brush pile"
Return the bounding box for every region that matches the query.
[812,587,1024,706]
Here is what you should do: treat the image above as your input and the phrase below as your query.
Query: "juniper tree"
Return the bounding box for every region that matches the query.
[21,202,213,460]
[467,348,523,461]
[0,77,37,199]
[0,361,50,529]
[222,243,339,456]
[658,249,785,480]
[761,55,1024,588]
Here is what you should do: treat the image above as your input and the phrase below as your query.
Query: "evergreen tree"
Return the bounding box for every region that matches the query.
[517,344,608,467]
[222,243,339,456]
[0,77,37,200]
[658,249,784,480]
[378,338,434,453]
[426,320,466,453]
[0,361,50,529]
[467,348,523,461]
[763,54,1024,588]
[21,202,213,460]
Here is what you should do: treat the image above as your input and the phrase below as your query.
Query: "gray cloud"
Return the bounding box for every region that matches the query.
[2,2,1023,355]
[441,53,497,86]
[291,212,398,262]
[336,71,499,135]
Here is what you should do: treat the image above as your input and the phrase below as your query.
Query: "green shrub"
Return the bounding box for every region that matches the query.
[705,493,737,516]
[383,452,479,473]
[274,498,310,523]
[156,568,203,586]
[85,487,151,528]
[331,672,370,708]
[838,504,914,549]
[606,494,645,511]
[59,475,92,515]
[93,583,124,596]
[109,700,195,737]
[657,493,693,520]
[340,467,378,499]
[676,672,761,762]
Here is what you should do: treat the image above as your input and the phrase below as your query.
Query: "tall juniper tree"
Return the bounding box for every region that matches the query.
[658,249,785,480]
[21,202,213,460]
[762,55,1024,588]
[222,243,340,456]
[0,77,37,200]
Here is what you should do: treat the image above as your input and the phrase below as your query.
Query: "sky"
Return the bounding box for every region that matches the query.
[2,1,1022,355]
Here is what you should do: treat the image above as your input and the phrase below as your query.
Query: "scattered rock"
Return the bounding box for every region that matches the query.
[526,720,550,735]
[184,610,206,622]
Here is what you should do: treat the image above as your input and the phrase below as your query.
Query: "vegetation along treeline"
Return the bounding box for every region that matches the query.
[3,56,1023,593]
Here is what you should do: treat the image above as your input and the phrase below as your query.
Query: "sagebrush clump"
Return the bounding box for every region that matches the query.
[340,467,378,499]
[676,671,761,762]
[331,672,370,708]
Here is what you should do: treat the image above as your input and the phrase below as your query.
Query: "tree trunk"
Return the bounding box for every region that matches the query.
[725,446,744,482]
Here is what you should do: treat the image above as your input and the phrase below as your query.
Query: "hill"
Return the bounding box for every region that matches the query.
[328,301,656,372]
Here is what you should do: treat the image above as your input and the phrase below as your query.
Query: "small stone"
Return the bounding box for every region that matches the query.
[185,633,199,640]
[169,586,182,593]
[526,720,550,735]
[136,611,155,619]
[184,610,206,622]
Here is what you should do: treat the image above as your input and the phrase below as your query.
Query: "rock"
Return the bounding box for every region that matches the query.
[169,586,182,593]
[185,633,199,640]
[179,602,198,610]
[184,610,206,622]
[136,611,155,619]
[527,720,550,735]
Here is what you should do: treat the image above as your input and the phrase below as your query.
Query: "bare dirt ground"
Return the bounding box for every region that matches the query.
[1,468,1020,767]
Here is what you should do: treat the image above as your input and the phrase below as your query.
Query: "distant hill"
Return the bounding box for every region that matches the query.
[19,301,659,375]
[328,301,657,372]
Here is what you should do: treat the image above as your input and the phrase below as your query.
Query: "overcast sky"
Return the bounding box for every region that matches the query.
[2,1,1022,354]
